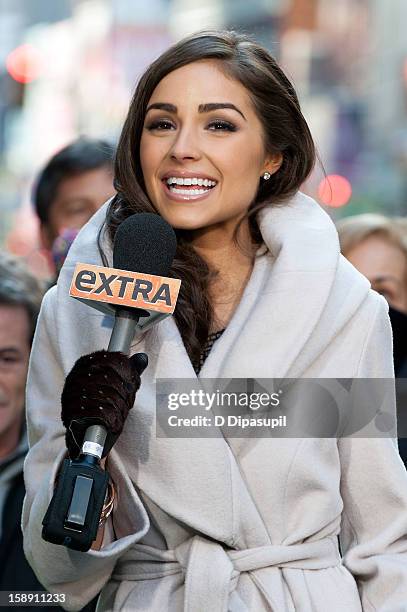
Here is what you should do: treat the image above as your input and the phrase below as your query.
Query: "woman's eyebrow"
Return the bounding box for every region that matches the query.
[146,102,177,114]
[145,102,246,120]
[198,103,246,120]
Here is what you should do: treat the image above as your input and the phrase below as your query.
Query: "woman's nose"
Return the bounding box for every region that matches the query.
[169,127,202,161]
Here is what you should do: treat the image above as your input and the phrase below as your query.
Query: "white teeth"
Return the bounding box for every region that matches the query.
[169,187,211,196]
[165,176,217,187]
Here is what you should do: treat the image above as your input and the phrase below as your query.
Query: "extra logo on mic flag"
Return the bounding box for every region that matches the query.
[69,263,181,330]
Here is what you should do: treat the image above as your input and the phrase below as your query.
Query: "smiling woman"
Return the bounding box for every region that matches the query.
[105,31,315,364]
[140,61,283,232]
[23,30,407,612]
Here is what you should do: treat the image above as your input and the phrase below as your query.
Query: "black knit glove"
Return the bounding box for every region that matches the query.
[61,350,148,459]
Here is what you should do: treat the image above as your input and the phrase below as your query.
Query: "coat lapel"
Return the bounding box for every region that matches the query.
[200,192,341,379]
[125,318,238,544]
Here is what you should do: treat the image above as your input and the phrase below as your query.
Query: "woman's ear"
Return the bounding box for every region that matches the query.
[263,152,283,177]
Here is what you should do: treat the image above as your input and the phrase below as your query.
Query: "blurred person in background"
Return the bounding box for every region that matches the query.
[337,214,407,468]
[0,252,97,611]
[337,214,407,375]
[33,137,116,279]
[0,251,45,595]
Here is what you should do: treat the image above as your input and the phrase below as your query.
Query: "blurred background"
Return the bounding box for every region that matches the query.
[1,0,407,278]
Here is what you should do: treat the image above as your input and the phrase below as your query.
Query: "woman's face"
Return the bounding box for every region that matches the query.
[140,60,281,232]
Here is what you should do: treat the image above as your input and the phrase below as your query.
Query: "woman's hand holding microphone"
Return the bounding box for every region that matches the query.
[43,350,148,551]
[61,350,148,459]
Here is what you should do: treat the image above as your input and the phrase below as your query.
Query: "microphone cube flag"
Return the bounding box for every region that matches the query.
[69,263,181,331]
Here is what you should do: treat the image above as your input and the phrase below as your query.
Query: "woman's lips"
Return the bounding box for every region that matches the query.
[161,180,217,202]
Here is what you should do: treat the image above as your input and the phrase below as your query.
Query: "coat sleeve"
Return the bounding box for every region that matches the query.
[338,294,407,612]
[22,287,150,612]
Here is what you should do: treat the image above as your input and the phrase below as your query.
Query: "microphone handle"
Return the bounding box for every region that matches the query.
[81,310,139,460]
[108,309,140,353]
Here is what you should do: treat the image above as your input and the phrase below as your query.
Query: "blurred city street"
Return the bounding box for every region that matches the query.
[0,0,407,277]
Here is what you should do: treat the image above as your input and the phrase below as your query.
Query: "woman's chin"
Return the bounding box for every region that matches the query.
[158,210,216,231]
[171,221,213,232]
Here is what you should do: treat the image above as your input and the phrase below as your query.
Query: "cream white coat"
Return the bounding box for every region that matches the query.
[23,192,407,611]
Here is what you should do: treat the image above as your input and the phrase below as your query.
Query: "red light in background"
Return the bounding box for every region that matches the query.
[6,44,44,83]
[318,174,352,208]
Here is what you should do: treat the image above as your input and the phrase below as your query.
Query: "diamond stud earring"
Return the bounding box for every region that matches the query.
[262,171,271,180]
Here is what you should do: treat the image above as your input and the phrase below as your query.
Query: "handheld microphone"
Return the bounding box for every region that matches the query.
[80,212,178,461]
[42,213,178,551]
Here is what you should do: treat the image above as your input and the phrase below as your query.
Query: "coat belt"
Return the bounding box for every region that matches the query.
[112,535,341,612]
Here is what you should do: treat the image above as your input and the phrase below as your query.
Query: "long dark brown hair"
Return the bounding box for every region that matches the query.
[99,30,316,365]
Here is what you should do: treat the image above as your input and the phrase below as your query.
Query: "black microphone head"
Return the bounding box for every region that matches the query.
[113,213,177,276]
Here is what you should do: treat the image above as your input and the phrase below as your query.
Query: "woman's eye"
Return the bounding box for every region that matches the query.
[207,120,237,132]
[146,120,175,131]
